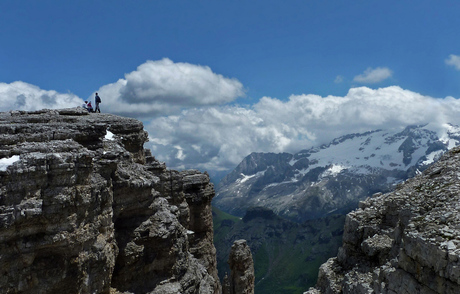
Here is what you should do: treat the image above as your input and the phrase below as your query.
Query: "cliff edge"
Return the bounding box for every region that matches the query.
[0,108,220,293]
[306,146,460,293]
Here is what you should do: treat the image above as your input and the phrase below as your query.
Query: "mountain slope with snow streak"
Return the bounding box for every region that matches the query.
[213,124,460,222]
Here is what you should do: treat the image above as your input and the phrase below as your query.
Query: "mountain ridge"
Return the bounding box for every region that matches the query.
[214,124,460,222]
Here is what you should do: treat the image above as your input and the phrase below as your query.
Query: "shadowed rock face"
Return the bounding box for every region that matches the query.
[242,207,277,222]
[305,147,460,294]
[0,108,220,294]
[223,240,254,294]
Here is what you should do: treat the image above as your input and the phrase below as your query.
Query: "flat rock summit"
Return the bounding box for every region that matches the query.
[0,108,222,293]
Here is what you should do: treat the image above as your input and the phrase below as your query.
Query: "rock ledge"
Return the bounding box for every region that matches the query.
[0,108,220,294]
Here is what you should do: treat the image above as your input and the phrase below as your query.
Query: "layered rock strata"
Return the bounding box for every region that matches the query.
[0,108,220,294]
[306,147,460,293]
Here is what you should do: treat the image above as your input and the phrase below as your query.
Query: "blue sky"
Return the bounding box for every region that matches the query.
[2,1,460,179]
[4,0,460,99]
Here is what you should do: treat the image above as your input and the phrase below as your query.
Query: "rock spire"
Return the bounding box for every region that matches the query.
[223,239,255,294]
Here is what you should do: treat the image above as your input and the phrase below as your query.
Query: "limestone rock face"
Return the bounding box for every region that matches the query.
[223,240,254,294]
[305,147,460,294]
[0,108,220,294]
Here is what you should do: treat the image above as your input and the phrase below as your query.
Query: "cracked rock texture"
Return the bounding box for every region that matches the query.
[305,146,460,294]
[222,240,254,294]
[0,108,220,294]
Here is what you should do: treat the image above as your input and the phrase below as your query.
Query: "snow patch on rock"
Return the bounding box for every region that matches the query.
[0,155,20,171]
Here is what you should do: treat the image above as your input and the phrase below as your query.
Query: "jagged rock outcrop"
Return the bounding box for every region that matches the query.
[222,240,254,294]
[305,146,460,293]
[0,108,220,294]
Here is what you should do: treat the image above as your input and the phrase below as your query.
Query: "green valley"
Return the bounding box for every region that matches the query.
[213,206,345,294]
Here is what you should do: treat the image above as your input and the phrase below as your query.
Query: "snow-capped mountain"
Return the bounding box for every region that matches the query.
[213,123,460,222]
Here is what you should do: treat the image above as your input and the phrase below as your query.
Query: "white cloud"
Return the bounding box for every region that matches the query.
[146,86,460,174]
[3,63,460,182]
[94,58,245,117]
[0,81,83,112]
[334,75,344,83]
[445,54,460,70]
[353,67,392,84]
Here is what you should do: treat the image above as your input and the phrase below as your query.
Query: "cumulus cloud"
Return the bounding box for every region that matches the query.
[3,64,460,182]
[146,105,313,172]
[146,86,460,174]
[0,81,83,112]
[353,67,392,84]
[446,54,460,70]
[95,58,245,117]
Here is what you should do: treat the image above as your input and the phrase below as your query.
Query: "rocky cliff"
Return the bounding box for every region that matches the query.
[0,108,220,293]
[305,146,460,293]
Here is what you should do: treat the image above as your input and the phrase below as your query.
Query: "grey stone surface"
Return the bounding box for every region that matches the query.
[305,146,460,294]
[0,108,220,294]
[223,240,254,294]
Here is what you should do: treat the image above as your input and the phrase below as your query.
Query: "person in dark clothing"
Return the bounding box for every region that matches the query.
[95,93,101,113]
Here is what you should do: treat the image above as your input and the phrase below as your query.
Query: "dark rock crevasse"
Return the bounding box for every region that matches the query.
[0,108,220,294]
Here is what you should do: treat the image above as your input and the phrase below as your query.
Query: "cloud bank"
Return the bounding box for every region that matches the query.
[0,81,83,111]
[2,60,460,180]
[146,86,460,173]
[95,58,245,117]
[353,67,393,84]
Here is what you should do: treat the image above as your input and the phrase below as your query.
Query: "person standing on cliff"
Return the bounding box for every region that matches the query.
[95,93,101,113]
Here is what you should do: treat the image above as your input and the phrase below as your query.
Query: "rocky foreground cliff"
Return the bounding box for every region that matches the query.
[0,108,221,293]
[306,146,460,293]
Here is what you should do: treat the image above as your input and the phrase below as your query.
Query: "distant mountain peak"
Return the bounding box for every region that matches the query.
[214,124,460,222]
